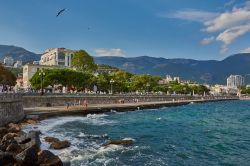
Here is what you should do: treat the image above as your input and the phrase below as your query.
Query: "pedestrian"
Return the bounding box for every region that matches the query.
[83,99,88,110]
[66,102,70,109]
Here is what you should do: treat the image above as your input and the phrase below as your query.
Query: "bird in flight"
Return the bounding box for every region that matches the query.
[56,8,66,17]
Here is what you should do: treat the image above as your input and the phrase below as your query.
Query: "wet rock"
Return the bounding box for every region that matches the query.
[6,143,23,154]
[25,119,38,124]
[102,139,134,147]
[0,133,18,151]
[8,123,21,130]
[0,127,8,139]
[37,150,63,166]
[15,146,38,165]
[15,131,41,151]
[8,127,21,133]
[0,151,15,166]
[50,140,71,150]
[44,137,60,143]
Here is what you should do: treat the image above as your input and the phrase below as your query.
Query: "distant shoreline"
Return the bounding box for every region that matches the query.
[25,97,238,120]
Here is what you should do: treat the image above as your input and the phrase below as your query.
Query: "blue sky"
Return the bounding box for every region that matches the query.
[0,0,250,60]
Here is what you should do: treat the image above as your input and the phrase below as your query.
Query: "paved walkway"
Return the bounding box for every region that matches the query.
[24,98,237,119]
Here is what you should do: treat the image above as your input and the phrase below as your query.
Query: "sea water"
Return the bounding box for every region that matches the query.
[23,100,250,166]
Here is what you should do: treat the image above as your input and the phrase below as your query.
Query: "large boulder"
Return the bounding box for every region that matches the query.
[7,123,21,133]
[0,151,15,166]
[0,133,18,151]
[15,146,38,165]
[15,131,41,151]
[102,139,134,147]
[6,143,23,154]
[50,140,71,150]
[44,137,60,143]
[0,127,8,139]
[37,150,63,166]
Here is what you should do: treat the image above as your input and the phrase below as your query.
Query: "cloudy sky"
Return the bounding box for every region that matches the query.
[0,0,250,60]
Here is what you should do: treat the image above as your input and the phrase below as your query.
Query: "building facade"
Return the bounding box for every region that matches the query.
[40,48,75,67]
[22,64,67,88]
[227,75,245,88]
[14,61,22,68]
[4,56,14,66]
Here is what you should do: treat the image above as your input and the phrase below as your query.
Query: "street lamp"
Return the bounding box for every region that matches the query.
[146,83,150,94]
[110,79,115,94]
[39,70,46,95]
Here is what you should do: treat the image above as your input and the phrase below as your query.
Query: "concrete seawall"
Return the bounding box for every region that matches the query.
[0,94,25,126]
[23,94,237,108]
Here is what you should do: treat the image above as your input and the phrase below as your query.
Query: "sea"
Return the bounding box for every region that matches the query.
[23,100,250,166]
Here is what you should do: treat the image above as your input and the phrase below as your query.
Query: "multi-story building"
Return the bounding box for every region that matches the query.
[13,61,22,68]
[159,75,181,84]
[40,48,75,67]
[3,56,14,66]
[227,75,245,88]
[22,64,67,88]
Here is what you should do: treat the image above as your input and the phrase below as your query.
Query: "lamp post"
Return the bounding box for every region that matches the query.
[39,70,45,95]
[146,83,150,94]
[110,79,115,94]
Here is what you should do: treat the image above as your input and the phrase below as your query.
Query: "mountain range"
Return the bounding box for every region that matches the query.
[0,45,40,62]
[1,45,250,84]
[94,54,250,84]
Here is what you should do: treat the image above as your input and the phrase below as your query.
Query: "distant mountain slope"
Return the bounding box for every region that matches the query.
[1,45,249,84]
[0,45,40,62]
[94,54,250,84]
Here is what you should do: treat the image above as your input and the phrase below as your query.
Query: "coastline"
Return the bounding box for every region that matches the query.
[25,97,238,120]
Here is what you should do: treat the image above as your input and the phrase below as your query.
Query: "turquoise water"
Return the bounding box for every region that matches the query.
[24,100,250,166]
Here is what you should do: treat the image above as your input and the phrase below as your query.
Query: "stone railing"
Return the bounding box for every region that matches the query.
[0,94,24,126]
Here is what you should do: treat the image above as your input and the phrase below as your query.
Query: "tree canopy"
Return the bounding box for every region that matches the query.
[0,64,16,86]
[71,50,97,72]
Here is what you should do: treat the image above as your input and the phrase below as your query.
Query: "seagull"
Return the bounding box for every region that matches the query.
[56,8,66,17]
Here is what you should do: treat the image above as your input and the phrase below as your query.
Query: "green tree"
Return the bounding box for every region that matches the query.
[0,64,16,86]
[72,50,97,72]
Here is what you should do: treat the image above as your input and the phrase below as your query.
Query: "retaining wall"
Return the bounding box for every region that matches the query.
[0,94,24,126]
[22,94,237,108]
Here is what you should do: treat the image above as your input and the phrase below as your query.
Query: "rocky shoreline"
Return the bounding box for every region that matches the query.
[0,119,70,166]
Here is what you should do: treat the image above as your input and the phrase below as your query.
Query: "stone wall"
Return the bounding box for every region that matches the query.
[0,94,25,126]
[22,94,235,108]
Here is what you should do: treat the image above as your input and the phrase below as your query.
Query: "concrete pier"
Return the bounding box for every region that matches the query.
[24,97,238,120]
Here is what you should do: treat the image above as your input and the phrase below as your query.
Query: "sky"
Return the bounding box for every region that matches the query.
[1,0,250,60]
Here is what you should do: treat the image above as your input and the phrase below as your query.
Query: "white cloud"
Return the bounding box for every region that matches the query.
[161,2,250,54]
[94,48,125,57]
[216,24,250,45]
[224,0,235,7]
[204,8,250,32]
[200,36,215,45]
[160,9,219,22]
[219,45,229,54]
[241,47,250,53]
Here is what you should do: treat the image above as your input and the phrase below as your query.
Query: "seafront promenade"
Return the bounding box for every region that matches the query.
[24,96,238,119]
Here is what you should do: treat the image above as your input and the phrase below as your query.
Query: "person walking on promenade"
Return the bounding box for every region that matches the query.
[83,99,88,110]
[66,102,70,110]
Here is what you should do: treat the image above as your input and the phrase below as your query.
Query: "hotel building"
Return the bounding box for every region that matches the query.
[40,48,75,67]
[227,75,245,88]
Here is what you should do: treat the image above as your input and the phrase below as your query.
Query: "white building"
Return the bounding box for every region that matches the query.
[3,56,14,66]
[159,75,181,84]
[13,61,22,68]
[22,64,68,88]
[227,75,245,88]
[40,48,75,67]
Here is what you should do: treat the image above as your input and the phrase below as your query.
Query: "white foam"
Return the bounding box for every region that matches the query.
[156,117,162,120]
[87,113,108,119]
[122,137,136,142]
